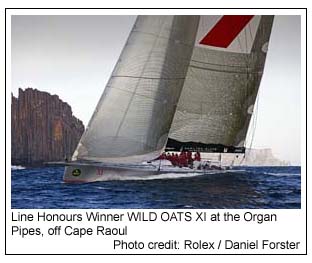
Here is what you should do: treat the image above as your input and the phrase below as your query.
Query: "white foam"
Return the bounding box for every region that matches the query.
[263,172,300,177]
[11,165,26,170]
[94,170,228,182]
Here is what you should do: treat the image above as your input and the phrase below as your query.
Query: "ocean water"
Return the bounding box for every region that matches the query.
[11,166,301,209]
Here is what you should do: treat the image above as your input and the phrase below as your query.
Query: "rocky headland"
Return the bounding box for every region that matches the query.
[11,88,84,166]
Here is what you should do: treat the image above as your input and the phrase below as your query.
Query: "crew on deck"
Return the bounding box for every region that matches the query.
[157,151,201,168]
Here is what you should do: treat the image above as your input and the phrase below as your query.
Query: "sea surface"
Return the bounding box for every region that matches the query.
[11,166,301,209]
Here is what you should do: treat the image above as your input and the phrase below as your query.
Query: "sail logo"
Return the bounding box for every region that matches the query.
[199,15,254,48]
[72,169,81,177]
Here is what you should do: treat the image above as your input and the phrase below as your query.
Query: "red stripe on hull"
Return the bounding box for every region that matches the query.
[200,15,254,48]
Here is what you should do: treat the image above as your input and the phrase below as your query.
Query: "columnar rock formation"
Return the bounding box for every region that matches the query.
[11,88,84,166]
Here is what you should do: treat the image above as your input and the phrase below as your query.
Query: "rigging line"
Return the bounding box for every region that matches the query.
[158,158,161,171]
[237,151,246,166]
[239,31,251,166]
[237,34,244,54]
[244,20,254,119]
[242,24,254,134]
[244,27,248,53]
[237,32,250,67]
[248,92,260,154]
[240,90,260,166]
[244,37,250,135]
[248,22,254,43]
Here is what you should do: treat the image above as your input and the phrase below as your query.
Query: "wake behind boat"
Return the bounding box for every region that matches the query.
[63,15,274,183]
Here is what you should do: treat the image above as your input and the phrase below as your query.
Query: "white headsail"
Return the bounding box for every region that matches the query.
[73,15,200,163]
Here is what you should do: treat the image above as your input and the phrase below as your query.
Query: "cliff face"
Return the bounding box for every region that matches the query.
[11,88,85,166]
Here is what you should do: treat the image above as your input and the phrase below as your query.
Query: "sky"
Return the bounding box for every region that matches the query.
[11,15,302,165]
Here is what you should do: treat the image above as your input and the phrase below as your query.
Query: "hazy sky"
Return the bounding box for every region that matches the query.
[11,15,302,165]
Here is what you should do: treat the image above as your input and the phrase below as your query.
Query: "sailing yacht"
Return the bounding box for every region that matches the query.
[63,15,274,182]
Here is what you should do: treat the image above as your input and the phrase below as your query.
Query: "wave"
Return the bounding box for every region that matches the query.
[262,172,300,177]
[11,165,26,170]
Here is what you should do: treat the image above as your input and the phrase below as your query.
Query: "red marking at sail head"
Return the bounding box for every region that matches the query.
[200,15,254,48]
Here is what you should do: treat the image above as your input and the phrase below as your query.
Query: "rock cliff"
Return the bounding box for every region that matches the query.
[11,88,84,166]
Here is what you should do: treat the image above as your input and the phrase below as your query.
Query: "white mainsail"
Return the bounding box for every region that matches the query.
[169,15,274,150]
[73,15,200,163]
